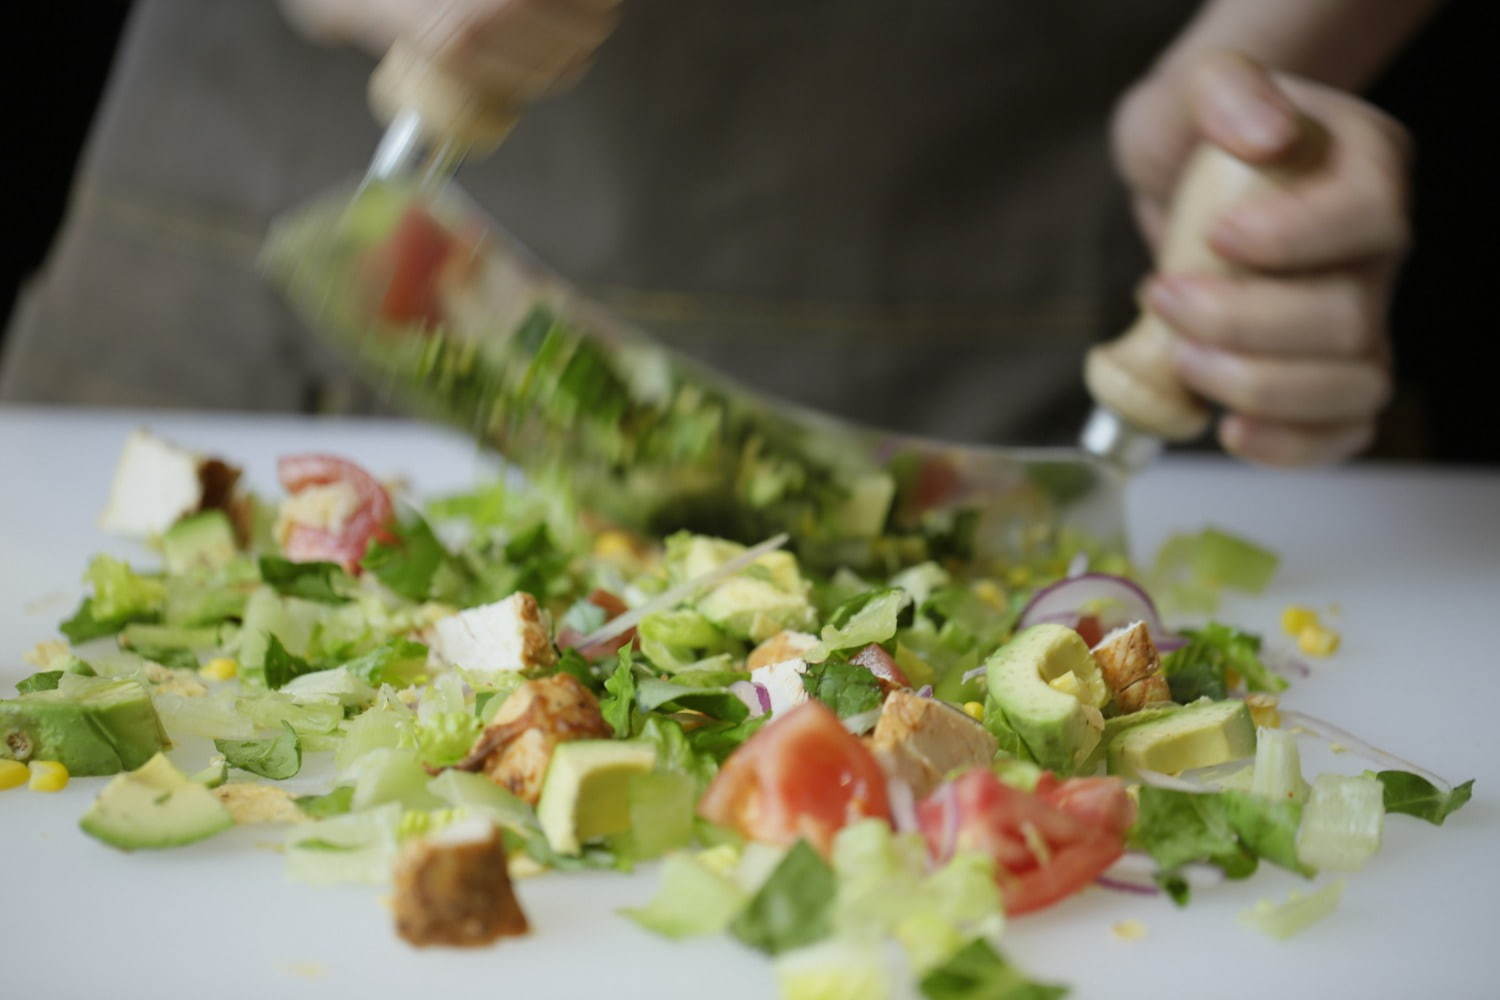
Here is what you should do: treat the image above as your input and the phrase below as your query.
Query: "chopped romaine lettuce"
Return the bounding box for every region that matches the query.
[1240,880,1345,940]
[1375,771,1474,826]
[730,840,837,956]
[214,721,302,780]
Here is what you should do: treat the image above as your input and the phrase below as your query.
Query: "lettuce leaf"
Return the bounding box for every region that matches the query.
[802,658,883,720]
[257,556,352,604]
[918,939,1068,1000]
[600,651,638,738]
[729,840,837,956]
[215,721,302,780]
[1376,771,1474,826]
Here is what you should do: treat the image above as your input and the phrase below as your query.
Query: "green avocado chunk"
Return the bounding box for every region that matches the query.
[0,679,169,776]
[162,510,239,575]
[1106,698,1256,777]
[984,624,1108,773]
[80,753,234,850]
[536,740,657,855]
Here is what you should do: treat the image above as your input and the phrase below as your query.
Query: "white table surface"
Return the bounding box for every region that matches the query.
[2,404,1496,999]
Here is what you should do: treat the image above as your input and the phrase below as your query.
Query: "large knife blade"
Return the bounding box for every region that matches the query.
[263,46,1291,577]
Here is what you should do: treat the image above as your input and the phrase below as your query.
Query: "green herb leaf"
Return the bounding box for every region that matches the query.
[341,639,430,687]
[1376,771,1475,826]
[919,938,1068,1000]
[296,785,356,819]
[262,634,320,690]
[215,721,303,780]
[729,840,837,956]
[362,514,450,601]
[601,650,638,738]
[801,658,883,719]
[258,556,352,604]
[15,671,63,694]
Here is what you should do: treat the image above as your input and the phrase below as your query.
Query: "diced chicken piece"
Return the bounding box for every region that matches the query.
[393,817,529,947]
[747,630,818,672]
[430,592,557,681]
[213,783,306,825]
[98,429,242,537]
[750,658,809,717]
[453,674,610,804]
[869,689,998,798]
[1091,621,1172,714]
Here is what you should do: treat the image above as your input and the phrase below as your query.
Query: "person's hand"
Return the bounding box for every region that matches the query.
[1110,50,1410,466]
[282,0,619,104]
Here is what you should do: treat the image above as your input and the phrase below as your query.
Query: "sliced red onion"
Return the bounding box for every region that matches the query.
[1262,646,1312,679]
[960,664,986,685]
[915,685,934,698]
[729,680,767,717]
[887,779,919,834]
[1018,573,1182,649]
[578,532,789,649]
[851,643,909,688]
[1280,710,1451,789]
[1065,552,1090,578]
[930,781,959,863]
[1096,876,1159,896]
[841,708,882,735]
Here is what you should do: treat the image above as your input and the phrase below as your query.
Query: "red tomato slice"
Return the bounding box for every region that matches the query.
[698,701,891,855]
[918,768,1128,915]
[372,204,457,328]
[1073,614,1105,648]
[277,453,396,574]
[1036,774,1136,838]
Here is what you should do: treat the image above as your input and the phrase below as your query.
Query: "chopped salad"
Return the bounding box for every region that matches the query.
[1,430,1474,999]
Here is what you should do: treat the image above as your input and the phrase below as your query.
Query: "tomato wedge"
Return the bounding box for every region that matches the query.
[918,768,1131,915]
[276,454,396,574]
[698,701,891,855]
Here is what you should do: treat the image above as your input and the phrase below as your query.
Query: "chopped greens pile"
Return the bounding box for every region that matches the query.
[1,432,1475,1000]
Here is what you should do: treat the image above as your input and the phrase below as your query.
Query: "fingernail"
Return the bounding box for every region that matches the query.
[1220,92,1295,153]
[1146,275,1199,323]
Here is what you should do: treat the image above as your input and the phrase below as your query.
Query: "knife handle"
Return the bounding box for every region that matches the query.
[368,41,519,154]
[1085,135,1319,440]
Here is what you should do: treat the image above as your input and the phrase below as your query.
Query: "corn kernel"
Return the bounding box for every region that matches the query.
[1297,625,1340,657]
[593,530,639,563]
[972,580,1007,612]
[1281,605,1319,637]
[28,760,69,793]
[962,701,985,721]
[199,657,238,681]
[0,759,29,790]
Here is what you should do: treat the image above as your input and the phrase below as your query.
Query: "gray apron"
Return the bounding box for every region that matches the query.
[1,0,1195,444]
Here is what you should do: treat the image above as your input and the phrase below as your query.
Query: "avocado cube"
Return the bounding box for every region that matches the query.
[162,510,238,575]
[0,679,169,776]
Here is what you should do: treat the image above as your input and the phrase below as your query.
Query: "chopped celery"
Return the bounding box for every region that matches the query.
[347,748,445,811]
[285,802,402,885]
[1296,774,1384,872]
[1251,727,1309,804]
[1240,880,1346,939]
[621,852,748,939]
[773,939,893,1000]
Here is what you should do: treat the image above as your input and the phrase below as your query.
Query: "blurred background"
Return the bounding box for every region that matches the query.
[3,1,1491,464]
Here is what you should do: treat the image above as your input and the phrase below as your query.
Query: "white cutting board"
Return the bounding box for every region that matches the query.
[1,406,1495,999]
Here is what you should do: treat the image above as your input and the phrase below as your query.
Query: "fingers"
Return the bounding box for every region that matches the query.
[416,0,617,101]
[1186,50,1301,162]
[1218,415,1376,467]
[1172,339,1390,424]
[1146,270,1385,359]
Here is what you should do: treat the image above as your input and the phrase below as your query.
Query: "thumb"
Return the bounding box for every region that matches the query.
[1187,50,1302,163]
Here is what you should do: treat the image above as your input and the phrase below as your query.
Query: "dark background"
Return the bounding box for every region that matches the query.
[3,1,1492,463]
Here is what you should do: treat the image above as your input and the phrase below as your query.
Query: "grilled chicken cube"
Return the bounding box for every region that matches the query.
[1091,621,1173,713]
[747,630,818,672]
[393,817,529,947]
[99,428,242,537]
[869,688,998,798]
[454,674,610,804]
[430,592,557,681]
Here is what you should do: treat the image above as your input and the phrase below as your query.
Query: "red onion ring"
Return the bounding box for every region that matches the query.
[729,680,769,718]
[1018,573,1182,649]
[1095,876,1159,896]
